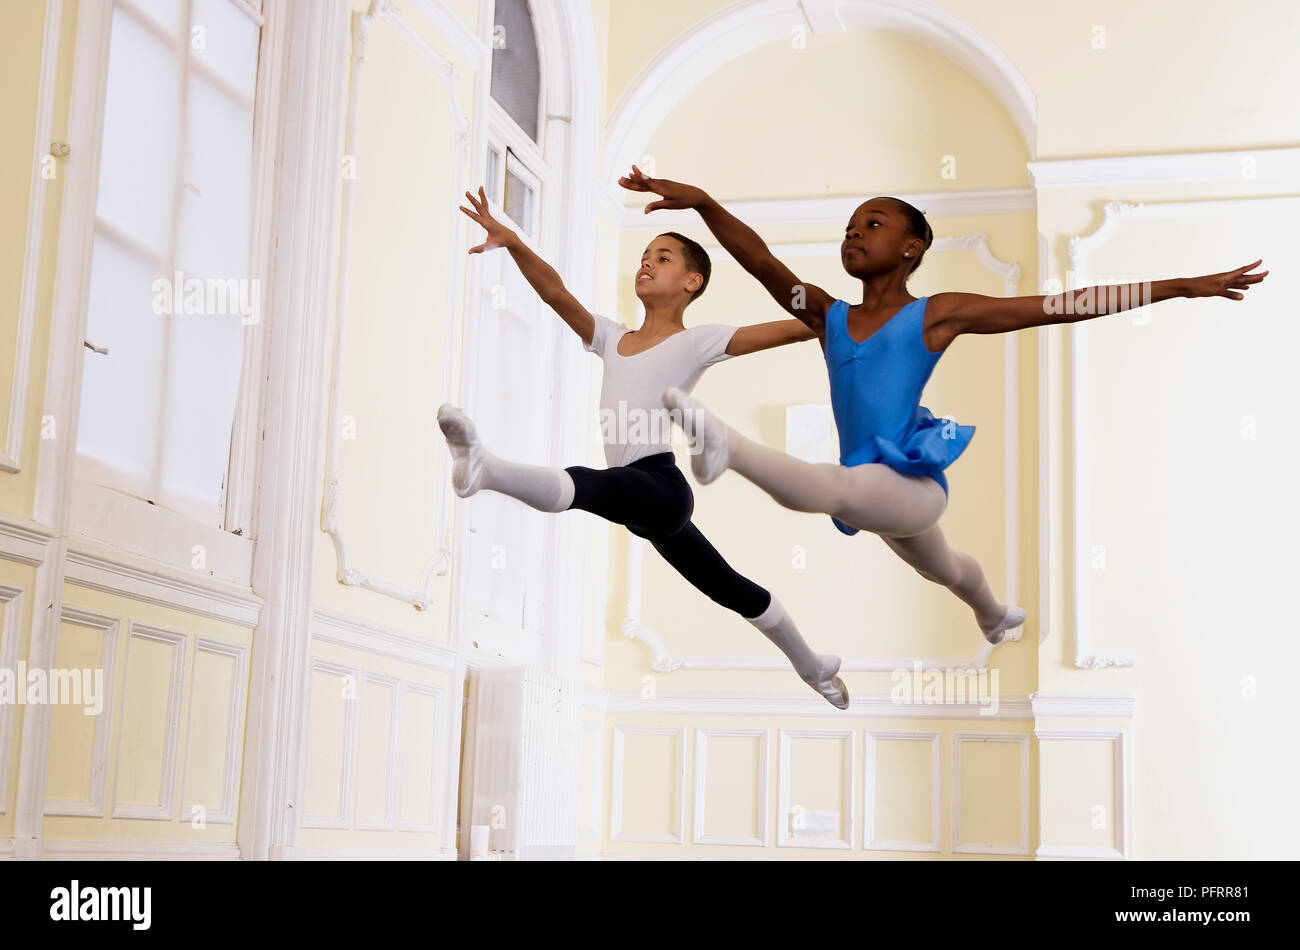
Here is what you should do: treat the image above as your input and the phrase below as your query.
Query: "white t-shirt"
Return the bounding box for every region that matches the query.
[583,313,738,468]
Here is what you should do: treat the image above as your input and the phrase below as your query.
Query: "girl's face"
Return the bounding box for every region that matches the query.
[635,236,701,302]
[840,198,918,279]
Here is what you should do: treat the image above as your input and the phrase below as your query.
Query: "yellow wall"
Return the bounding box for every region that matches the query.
[939,0,1300,157]
[3,0,1295,861]
[41,584,251,844]
[0,0,77,519]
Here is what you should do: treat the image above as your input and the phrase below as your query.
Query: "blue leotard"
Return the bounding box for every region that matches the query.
[823,296,975,536]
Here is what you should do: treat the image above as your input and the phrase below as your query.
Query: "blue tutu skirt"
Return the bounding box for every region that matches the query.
[830,406,975,536]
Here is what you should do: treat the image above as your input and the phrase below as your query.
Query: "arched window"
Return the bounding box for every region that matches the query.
[489,0,540,142]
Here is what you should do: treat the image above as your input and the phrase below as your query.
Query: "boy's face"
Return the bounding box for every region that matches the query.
[635,236,701,303]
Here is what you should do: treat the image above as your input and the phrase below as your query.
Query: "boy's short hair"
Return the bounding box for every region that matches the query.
[658,231,711,300]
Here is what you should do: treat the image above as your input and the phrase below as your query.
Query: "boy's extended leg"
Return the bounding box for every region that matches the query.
[650,522,848,709]
[438,404,574,512]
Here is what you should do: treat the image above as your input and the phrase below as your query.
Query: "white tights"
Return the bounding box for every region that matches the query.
[724,426,1012,636]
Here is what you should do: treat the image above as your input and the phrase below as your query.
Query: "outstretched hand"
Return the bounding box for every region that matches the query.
[459,186,515,254]
[1185,260,1269,300]
[617,164,708,213]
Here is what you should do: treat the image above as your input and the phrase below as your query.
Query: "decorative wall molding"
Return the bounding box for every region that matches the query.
[0,513,54,567]
[578,718,602,841]
[299,656,444,838]
[311,607,458,671]
[395,681,444,834]
[300,659,358,831]
[3,0,64,472]
[864,730,941,852]
[179,637,248,826]
[275,845,453,861]
[1034,729,1128,860]
[1036,231,1051,656]
[602,0,1036,185]
[64,537,263,628]
[692,728,770,847]
[1066,196,1300,669]
[410,0,486,65]
[599,691,1032,719]
[1028,146,1300,189]
[0,585,26,814]
[354,673,400,831]
[622,233,1024,673]
[951,732,1030,855]
[776,729,854,849]
[42,606,119,819]
[1030,692,1136,718]
[620,189,1036,232]
[320,0,472,609]
[110,623,187,821]
[38,839,242,861]
[610,725,686,844]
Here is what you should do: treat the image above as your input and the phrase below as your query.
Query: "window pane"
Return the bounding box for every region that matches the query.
[490,0,540,141]
[76,235,165,489]
[77,0,262,527]
[504,154,534,235]
[129,0,184,35]
[175,71,255,280]
[190,0,260,98]
[157,304,245,524]
[97,4,179,252]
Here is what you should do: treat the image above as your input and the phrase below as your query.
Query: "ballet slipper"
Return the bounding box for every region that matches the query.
[973,606,1028,668]
[436,404,486,497]
[803,654,850,710]
[980,605,1027,645]
[662,387,729,484]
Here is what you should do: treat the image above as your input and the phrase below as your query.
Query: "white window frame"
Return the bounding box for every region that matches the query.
[56,0,282,585]
[456,0,567,663]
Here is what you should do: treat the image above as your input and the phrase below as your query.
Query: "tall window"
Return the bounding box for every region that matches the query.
[462,0,553,656]
[489,0,540,142]
[76,0,264,529]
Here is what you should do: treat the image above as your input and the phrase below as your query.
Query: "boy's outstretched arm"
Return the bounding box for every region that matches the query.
[929,261,1268,344]
[619,166,835,334]
[460,187,596,346]
[725,318,819,357]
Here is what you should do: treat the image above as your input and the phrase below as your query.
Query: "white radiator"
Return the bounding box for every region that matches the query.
[460,667,583,860]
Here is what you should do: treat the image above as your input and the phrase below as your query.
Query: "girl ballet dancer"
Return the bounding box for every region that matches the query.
[619,166,1267,661]
[439,187,851,707]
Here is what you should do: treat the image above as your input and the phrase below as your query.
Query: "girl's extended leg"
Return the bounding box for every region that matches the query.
[664,388,945,538]
[880,525,1026,644]
[438,404,574,512]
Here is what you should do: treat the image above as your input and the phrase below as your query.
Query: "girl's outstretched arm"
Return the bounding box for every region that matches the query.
[619,166,836,333]
[460,186,596,346]
[930,261,1268,341]
[725,318,819,357]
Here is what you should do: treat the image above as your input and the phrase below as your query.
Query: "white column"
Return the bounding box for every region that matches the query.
[236,0,349,861]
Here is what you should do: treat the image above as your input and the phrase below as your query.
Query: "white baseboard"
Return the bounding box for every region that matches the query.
[1036,845,1127,860]
[275,846,455,861]
[36,839,242,860]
